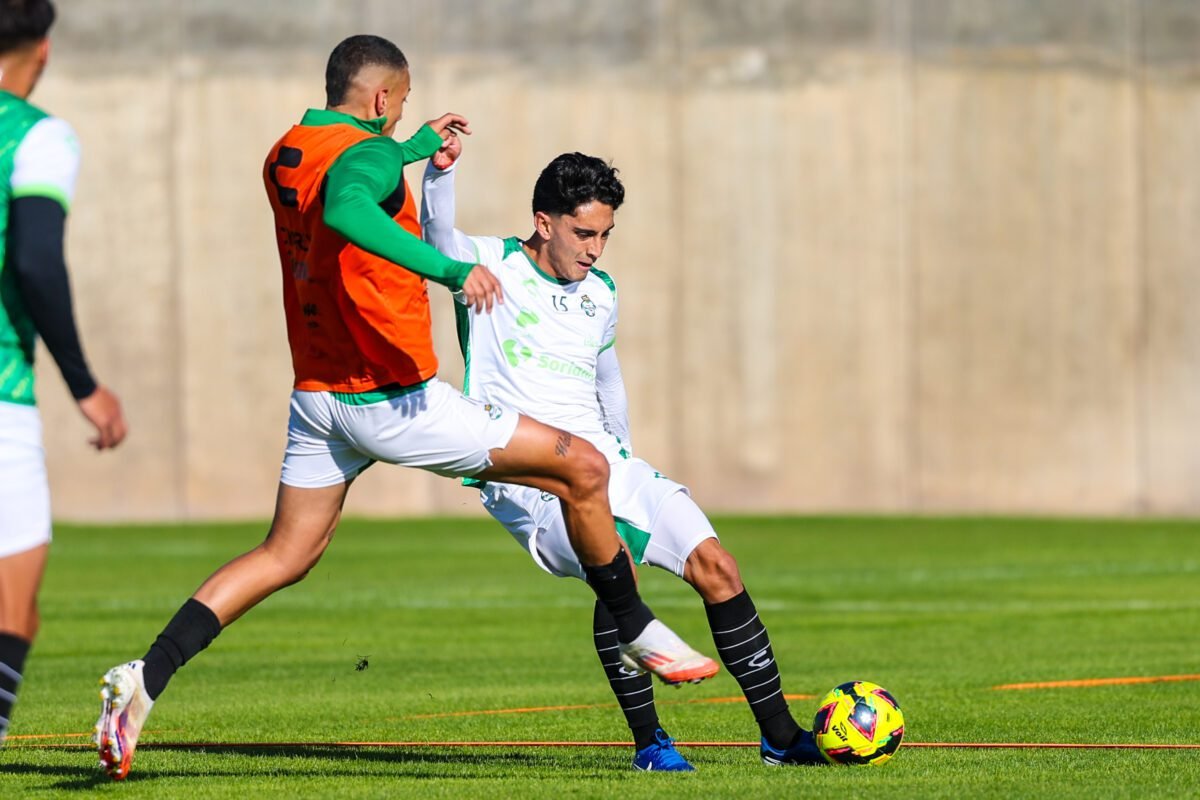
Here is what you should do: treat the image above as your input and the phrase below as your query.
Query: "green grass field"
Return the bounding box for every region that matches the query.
[2,517,1197,798]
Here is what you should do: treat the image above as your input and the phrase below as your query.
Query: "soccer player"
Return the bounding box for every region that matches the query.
[94,34,716,780]
[420,139,826,770]
[0,0,129,747]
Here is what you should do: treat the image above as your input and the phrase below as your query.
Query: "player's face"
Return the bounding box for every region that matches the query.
[378,68,411,137]
[537,201,615,283]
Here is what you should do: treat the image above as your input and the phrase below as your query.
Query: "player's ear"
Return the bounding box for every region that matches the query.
[373,88,388,119]
[534,211,554,239]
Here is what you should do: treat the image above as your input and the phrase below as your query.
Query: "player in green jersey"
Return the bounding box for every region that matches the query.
[0,0,127,746]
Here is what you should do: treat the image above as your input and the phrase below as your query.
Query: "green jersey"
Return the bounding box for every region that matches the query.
[0,91,80,406]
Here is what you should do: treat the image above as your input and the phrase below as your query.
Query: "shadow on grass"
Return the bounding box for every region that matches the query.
[5,745,610,790]
[149,742,548,766]
[0,760,113,791]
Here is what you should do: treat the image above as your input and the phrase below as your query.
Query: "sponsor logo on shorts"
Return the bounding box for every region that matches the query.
[539,491,556,503]
[483,403,503,421]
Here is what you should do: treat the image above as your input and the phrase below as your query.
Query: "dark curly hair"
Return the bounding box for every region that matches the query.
[325,34,408,107]
[0,0,55,54]
[532,153,625,216]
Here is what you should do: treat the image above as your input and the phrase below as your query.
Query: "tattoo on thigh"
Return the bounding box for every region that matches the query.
[555,432,573,457]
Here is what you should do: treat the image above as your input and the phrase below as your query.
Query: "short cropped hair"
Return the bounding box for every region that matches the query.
[325,34,408,106]
[0,0,55,54]
[532,153,625,217]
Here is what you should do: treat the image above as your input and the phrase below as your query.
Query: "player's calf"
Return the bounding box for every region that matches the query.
[704,588,816,755]
[585,549,719,685]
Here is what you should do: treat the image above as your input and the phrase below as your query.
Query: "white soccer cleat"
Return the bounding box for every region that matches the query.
[95,660,155,780]
[618,619,720,686]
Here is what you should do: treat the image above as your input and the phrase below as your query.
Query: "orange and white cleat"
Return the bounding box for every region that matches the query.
[95,660,155,780]
[619,620,720,686]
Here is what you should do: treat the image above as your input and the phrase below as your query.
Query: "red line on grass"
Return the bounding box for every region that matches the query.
[399,693,813,720]
[13,740,1199,751]
[993,674,1200,690]
[903,742,1200,750]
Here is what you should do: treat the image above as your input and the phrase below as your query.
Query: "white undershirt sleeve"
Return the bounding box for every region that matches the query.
[595,345,632,453]
[11,117,81,212]
[421,160,478,263]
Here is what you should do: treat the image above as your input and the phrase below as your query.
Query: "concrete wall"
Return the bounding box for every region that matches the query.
[26,0,1200,519]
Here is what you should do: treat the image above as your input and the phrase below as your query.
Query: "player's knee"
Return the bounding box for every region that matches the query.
[711,548,743,591]
[686,541,744,601]
[260,538,328,586]
[564,441,609,502]
[279,551,323,585]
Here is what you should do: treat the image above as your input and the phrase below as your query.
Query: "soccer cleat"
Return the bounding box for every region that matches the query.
[632,729,696,772]
[761,729,827,766]
[618,619,719,686]
[95,660,155,780]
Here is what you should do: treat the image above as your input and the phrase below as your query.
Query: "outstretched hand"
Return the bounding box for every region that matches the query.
[425,112,471,139]
[461,265,503,314]
[427,113,469,170]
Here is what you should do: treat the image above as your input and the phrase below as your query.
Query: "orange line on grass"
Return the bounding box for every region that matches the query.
[5,732,96,741]
[400,693,813,720]
[993,674,1200,691]
[5,728,181,742]
[12,740,1200,751]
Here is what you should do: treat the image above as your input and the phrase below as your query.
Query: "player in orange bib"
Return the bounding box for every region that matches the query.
[94,34,717,780]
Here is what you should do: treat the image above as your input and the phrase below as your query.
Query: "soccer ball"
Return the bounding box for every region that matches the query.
[812,680,905,766]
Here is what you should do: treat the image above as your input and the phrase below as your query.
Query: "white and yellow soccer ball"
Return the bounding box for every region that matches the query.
[812,680,905,766]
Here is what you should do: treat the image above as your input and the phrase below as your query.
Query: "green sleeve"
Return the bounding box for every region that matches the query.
[397,124,444,165]
[322,136,475,289]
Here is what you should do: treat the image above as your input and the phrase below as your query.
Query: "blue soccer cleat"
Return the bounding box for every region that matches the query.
[633,729,696,772]
[760,729,827,766]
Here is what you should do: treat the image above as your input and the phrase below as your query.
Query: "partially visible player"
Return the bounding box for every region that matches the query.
[421,139,825,770]
[0,0,128,746]
[94,34,716,780]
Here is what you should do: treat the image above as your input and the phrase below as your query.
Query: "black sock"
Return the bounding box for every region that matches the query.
[141,598,222,700]
[0,633,30,742]
[593,601,660,751]
[582,548,655,643]
[705,589,800,750]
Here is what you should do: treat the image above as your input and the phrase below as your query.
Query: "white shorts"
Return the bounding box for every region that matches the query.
[0,401,52,558]
[481,457,718,579]
[280,378,520,488]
